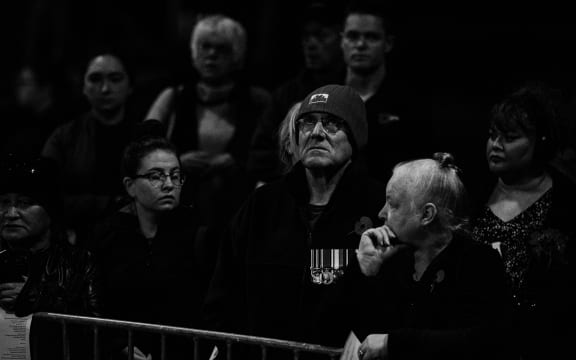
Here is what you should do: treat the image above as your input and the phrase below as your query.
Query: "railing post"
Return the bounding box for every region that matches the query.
[61,320,70,360]
[226,341,232,360]
[93,325,100,360]
[193,337,199,360]
[160,333,167,360]
[127,330,134,360]
[292,349,300,360]
[261,344,267,360]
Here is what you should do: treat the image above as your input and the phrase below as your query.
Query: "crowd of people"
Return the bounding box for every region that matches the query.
[1,1,574,359]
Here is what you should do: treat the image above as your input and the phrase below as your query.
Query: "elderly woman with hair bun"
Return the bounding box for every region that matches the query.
[145,14,273,233]
[471,84,575,360]
[352,153,514,360]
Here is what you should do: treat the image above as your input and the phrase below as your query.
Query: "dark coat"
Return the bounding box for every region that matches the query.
[350,233,515,360]
[204,161,386,347]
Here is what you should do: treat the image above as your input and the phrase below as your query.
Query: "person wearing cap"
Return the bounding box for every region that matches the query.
[248,0,346,184]
[0,156,102,358]
[352,153,514,360]
[204,84,386,349]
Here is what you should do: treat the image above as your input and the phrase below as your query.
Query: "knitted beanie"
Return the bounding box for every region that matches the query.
[296,84,368,148]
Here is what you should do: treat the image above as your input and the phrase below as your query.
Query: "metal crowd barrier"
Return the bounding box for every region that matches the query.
[33,312,343,360]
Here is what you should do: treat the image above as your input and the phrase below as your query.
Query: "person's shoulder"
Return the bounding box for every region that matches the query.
[454,232,501,263]
[89,209,136,249]
[50,241,95,268]
[246,85,273,105]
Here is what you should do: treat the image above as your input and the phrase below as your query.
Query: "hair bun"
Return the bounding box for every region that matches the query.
[433,152,454,166]
[433,152,462,174]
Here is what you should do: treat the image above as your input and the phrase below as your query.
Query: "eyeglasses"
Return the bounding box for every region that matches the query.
[297,115,345,134]
[133,170,186,188]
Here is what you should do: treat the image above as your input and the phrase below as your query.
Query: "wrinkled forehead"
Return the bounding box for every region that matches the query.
[85,55,127,77]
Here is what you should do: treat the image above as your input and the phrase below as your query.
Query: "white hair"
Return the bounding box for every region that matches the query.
[393,153,469,233]
[190,14,247,69]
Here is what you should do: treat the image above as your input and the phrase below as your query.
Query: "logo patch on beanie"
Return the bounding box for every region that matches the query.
[310,93,329,104]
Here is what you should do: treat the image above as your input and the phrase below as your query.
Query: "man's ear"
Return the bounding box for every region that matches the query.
[420,202,437,226]
[123,177,135,198]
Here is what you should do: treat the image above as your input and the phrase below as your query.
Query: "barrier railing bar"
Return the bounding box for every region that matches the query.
[62,320,70,360]
[261,344,267,360]
[127,330,134,360]
[34,312,342,357]
[161,333,167,360]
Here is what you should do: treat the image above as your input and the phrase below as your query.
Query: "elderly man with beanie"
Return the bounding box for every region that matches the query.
[0,155,101,358]
[204,85,386,349]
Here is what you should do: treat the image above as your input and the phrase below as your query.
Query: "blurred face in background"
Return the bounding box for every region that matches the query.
[83,55,131,113]
[192,30,237,83]
[301,21,342,71]
[0,193,51,248]
[486,125,537,178]
[341,13,392,74]
[125,149,182,214]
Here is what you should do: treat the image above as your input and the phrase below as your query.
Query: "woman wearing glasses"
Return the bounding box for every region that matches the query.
[90,136,212,360]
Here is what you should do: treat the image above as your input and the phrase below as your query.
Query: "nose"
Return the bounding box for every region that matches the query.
[161,176,176,190]
[100,80,111,93]
[378,204,388,221]
[303,36,319,49]
[2,205,20,219]
[310,120,327,138]
[354,36,368,48]
[489,135,504,150]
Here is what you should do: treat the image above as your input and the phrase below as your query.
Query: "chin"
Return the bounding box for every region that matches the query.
[302,158,331,169]
[155,203,177,212]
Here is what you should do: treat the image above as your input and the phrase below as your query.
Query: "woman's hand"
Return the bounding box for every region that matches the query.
[358,334,389,360]
[356,226,402,276]
[0,278,27,311]
[122,346,152,360]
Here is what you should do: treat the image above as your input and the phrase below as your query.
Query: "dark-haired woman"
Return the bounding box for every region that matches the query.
[0,156,102,359]
[90,137,213,359]
[471,85,575,359]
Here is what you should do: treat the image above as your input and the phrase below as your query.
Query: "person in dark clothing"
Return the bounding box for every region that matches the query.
[90,136,211,360]
[42,53,136,243]
[470,84,574,360]
[204,85,386,353]
[145,14,273,232]
[354,153,514,360]
[0,156,102,359]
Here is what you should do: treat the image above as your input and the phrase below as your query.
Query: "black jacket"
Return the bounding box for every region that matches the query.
[204,161,386,346]
[1,238,102,359]
[350,233,515,360]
